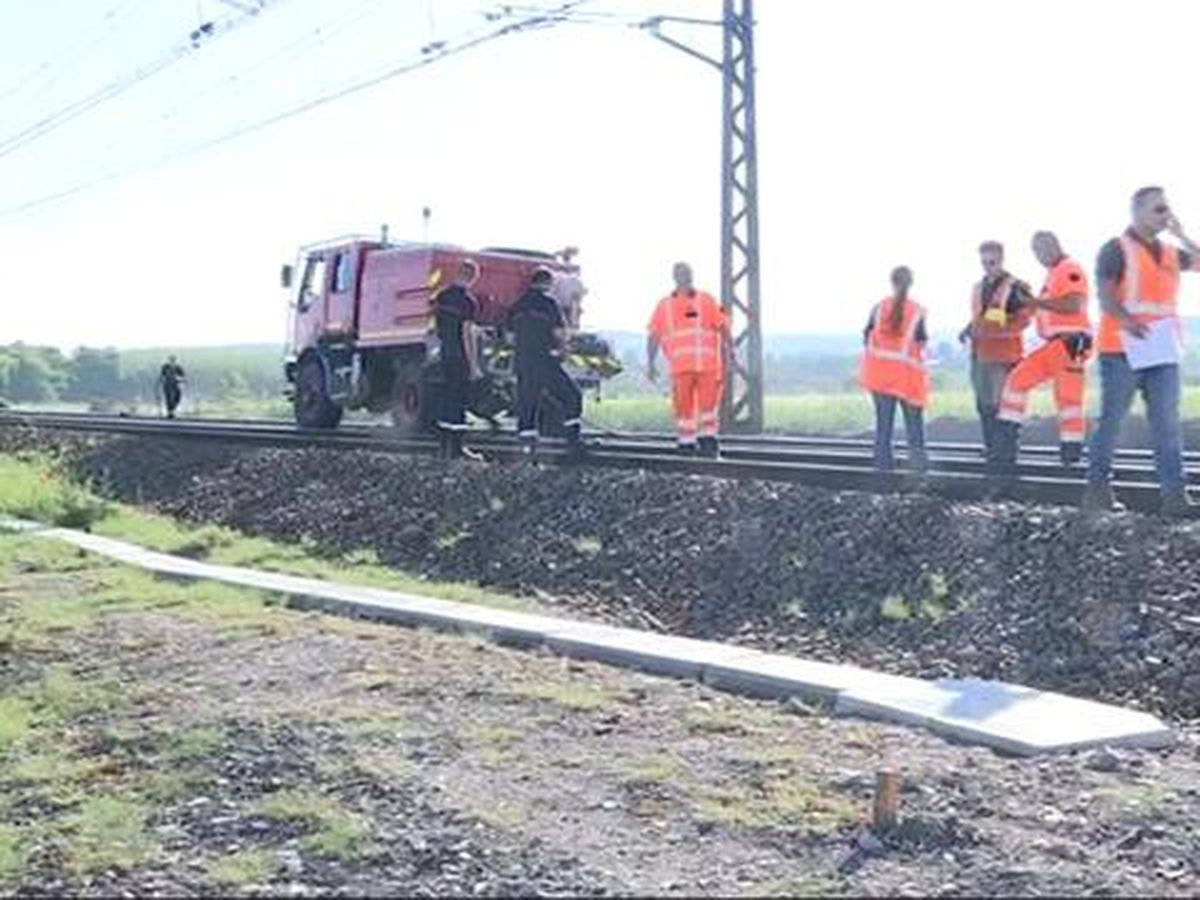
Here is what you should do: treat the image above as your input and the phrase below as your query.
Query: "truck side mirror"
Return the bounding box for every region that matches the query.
[280,264,294,289]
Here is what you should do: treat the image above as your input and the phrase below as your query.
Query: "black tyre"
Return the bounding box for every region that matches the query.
[294,355,343,428]
[389,362,438,435]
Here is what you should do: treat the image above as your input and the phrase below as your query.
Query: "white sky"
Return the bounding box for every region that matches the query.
[2,0,1200,350]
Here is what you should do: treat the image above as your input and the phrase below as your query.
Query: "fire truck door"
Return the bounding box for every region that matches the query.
[324,250,357,338]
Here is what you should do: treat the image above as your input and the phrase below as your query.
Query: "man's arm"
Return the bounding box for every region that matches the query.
[1032,293,1085,314]
[1167,216,1200,265]
[646,335,661,382]
[1098,277,1148,338]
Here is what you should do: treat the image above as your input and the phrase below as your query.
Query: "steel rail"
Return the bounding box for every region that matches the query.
[0,410,1185,514]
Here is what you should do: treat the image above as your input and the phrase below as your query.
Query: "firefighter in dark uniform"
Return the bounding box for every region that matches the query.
[507,267,585,460]
[158,355,185,419]
[433,259,482,460]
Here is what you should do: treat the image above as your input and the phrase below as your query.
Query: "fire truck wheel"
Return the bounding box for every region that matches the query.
[294,355,343,429]
[388,367,434,435]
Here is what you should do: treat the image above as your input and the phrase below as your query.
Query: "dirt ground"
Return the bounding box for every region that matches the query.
[36,433,1200,721]
[2,537,1200,897]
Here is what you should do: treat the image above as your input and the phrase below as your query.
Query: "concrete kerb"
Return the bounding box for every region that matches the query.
[1,518,1175,756]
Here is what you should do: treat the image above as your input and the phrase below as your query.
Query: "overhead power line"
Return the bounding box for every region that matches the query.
[0,0,150,107]
[0,1,591,220]
[0,0,289,164]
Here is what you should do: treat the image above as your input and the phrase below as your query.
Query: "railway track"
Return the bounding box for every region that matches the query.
[1,409,1193,514]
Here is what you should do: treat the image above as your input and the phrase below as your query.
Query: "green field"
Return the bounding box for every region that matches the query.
[20,383,1200,435]
[585,387,1116,434]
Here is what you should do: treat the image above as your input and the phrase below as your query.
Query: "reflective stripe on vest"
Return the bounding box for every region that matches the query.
[1120,236,1179,318]
[865,299,924,369]
[658,291,722,371]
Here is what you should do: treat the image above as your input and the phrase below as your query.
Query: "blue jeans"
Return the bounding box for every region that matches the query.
[872,393,926,473]
[1087,354,1183,492]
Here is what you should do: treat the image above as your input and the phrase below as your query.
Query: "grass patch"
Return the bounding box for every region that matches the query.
[0,455,111,529]
[694,775,857,833]
[302,811,372,859]
[6,744,90,785]
[684,704,784,736]
[166,725,225,762]
[66,795,158,874]
[879,595,911,622]
[138,769,209,803]
[257,789,373,860]
[0,824,27,884]
[508,681,616,713]
[0,696,35,749]
[207,848,277,886]
[0,535,106,574]
[3,453,537,616]
[619,752,692,788]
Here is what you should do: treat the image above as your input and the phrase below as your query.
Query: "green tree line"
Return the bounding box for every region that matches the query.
[0,343,287,408]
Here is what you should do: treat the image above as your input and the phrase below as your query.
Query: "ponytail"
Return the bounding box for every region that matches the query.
[886,266,912,335]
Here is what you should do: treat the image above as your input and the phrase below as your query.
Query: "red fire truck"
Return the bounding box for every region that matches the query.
[281,236,621,430]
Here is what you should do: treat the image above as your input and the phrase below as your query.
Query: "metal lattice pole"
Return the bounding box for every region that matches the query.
[719,0,763,433]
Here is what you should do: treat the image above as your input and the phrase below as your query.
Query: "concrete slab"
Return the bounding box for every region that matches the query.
[702,650,916,703]
[543,622,752,680]
[836,676,1175,755]
[37,526,566,648]
[4,518,1175,757]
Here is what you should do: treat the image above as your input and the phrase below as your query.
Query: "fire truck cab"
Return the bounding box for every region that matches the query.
[281,236,619,431]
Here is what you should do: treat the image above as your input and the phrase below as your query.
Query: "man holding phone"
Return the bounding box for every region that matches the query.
[1083,186,1200,516]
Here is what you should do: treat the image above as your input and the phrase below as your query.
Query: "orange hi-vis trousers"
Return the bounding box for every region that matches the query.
[996,339,1087,444]
[672,370,723,445]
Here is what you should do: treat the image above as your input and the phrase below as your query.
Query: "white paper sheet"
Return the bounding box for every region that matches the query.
[1121,317,1183,370]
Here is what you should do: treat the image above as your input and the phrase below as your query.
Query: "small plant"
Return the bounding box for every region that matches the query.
[0,825,26,885]
[207,849,277,886]
[67,796,158,874]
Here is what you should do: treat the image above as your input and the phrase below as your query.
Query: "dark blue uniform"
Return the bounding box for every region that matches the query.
[433,284,477,434]
[506,287,582,448]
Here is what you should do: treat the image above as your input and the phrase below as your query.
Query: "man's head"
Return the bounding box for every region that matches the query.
[167,354,177,365]
[978,241,1004,276]
[672,262,694,290]
[455,259,479,287]
[530,267,554,291]
[890,265,913,294]
[1131,186,1171,235]
[1031,230,1063,267]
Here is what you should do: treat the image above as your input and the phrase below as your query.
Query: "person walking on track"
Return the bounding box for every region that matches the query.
[507,267,585,461]
[647,262,728,458]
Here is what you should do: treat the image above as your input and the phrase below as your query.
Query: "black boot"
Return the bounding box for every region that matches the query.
[677,441,697,457]
[697,436,720,459]
[1060,442,1083,468]
[988,420,1020,498]
[438,429,454,461]
[562,426,587,464]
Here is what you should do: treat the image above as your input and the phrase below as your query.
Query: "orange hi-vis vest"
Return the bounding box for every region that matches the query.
[971,275,1025,362]
[649,289,726,376]
[860,296,929,408]
[1036,256,1091,340]
[1097,236,1181,354]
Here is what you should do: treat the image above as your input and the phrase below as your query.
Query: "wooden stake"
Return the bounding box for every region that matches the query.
[872,768,901,831]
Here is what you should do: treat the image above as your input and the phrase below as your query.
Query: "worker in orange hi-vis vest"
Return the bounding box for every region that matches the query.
[647,262,729,458]
[993,231,1092,483]
[859,265,930,476]
[958,241,1033,471]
